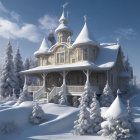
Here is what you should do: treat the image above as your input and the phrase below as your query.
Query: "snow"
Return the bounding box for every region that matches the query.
[0,91,140,140]
[55,23,73,34]
[104,95,128,119]
[59,10,66,22]
[73,22,98,47]
[34,37,50,57]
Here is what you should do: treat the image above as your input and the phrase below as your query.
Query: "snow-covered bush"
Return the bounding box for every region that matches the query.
[59,84,69,105]
[29,102,45,124]
[88,96,102,133]
[0,121,17,134]
[100,82,114,107]
[98,117,134,140]
[98,94,135,140]
[17,84,31,104]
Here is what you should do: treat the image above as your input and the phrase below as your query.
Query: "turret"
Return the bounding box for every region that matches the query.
[48,30,56,46]
[55,7,73,43]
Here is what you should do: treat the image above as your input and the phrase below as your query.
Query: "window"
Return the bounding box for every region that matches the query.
[56,52,65,64]
[83,48,88,60]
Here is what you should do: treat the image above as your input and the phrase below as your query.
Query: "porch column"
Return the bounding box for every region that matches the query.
[24,75,27,85]
[62,71,67,86]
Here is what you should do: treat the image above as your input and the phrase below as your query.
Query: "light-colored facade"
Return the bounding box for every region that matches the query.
[21,8,133,103]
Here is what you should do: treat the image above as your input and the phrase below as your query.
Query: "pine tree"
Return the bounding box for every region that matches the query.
[30,102,45,124]
[23,58,30,70]
[17,83,30,104]
[88,95,102,133]
[73,82,91,135]
[14,48,24,96]
[0,42,18,97]
[100,82,114,107]
[59,84,69,105]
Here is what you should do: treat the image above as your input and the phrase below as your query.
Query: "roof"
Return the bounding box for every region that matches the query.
[34,38,50,57]
[55,23,73,35]
[72,22,98,47]
[21,43,120,74]
[104,95,128,119]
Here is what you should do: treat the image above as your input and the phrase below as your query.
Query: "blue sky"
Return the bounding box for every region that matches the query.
[0,0,140,82]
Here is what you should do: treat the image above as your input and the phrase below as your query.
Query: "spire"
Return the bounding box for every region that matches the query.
[34,37,50,57]
[73,16,98,47]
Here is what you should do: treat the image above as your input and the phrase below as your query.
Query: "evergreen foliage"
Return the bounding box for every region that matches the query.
[14,48,24,96]
[30,102,45,124]
[100,82,114,107]
[0,42,18,97]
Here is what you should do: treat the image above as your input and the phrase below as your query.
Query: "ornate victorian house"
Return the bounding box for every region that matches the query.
[21,8,133,103]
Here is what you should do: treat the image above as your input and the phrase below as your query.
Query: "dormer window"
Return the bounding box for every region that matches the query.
[56,52,65,64]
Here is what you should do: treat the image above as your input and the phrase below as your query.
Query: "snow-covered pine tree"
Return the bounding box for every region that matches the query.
[73,82,92,135]
[23,58,30,70]
[14,48,24,96]
[30,102,45,124]
[59,84,69,105]
[100,81,114,107]
[17,83,30,104]
[79,81,93,108]
[0,42,18,97]
[88,95,102,133]
[98,93,134,140]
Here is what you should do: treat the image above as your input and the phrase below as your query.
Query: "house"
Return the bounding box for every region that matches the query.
[21,7,133,103]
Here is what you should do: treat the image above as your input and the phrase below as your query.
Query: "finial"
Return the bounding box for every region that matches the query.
[116,37,120,45]
[84,15,87,23]
[62,2,69,9]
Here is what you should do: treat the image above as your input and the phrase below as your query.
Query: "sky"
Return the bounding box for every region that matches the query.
[0,0,140,82]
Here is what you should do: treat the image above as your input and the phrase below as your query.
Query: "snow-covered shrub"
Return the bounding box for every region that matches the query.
[17,84,31,104]
[100,82,114,107]
[98,117,134,140]
[59,84,69,105]
[50,95,60,104]
[0,121,17,134]
[88,96,102,133]
[29,102,45,124]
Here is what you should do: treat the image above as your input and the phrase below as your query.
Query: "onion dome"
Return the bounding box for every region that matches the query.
[55,9,73,36]
[34,37,50,58]
[73,18,98,47]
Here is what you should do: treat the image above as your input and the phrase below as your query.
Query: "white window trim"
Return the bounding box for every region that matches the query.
[56,51,65,64]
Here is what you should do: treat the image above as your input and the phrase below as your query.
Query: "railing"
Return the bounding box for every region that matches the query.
[33,86,46,101]
[67,86,84,94]
[28,86,42,92]
[48,87,62,102]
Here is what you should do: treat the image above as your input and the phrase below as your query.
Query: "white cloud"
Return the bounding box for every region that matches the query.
[0,18,40,42]
[39,14,59,31]
[115,28,136,40]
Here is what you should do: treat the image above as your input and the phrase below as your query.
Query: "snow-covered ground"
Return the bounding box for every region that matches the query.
[0,92,140,140]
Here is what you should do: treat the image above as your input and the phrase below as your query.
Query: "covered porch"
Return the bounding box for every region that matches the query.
[21,62,108,102]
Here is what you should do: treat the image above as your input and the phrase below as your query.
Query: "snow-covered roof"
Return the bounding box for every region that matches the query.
[21,43,120,74]
[34,38,50,57]
[104,95,128,119]
[72,22,98,47]
[55,23,73,35]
